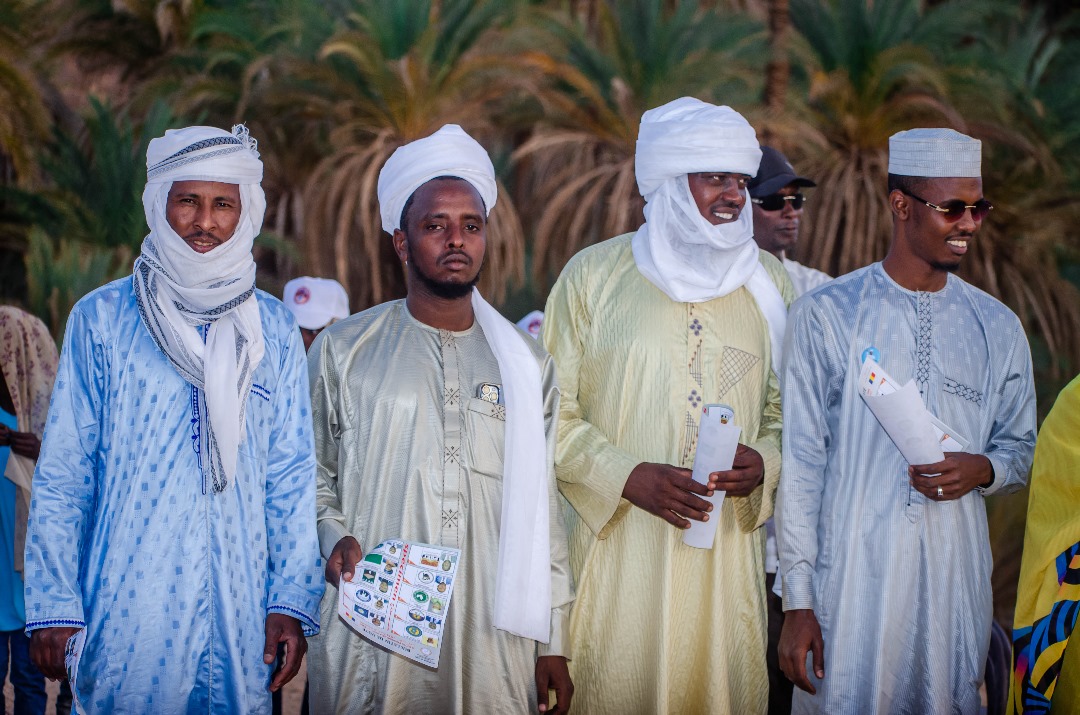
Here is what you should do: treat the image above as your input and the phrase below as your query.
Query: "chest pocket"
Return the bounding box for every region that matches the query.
[943,376,984,407]
[463,397,506,479]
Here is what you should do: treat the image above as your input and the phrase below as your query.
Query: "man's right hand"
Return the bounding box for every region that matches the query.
[30,626,80,681]
[778,608,825,694]
[621,462,713,529]
[325,536,363,587]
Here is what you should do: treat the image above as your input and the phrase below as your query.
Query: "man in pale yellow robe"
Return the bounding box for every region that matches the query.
[542,98,793,714]
[307,125,574,714]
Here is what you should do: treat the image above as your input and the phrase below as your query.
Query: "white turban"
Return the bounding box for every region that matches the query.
[133,125,266,493]
[631,97,787,374]
[376,125,553,643]
[635,98,762,197]
[377,124,498,234]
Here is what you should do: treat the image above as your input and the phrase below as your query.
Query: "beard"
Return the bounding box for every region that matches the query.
[411,257,483,299]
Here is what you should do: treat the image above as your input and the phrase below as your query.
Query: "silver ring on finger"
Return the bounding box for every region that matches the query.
[936,486,944,498]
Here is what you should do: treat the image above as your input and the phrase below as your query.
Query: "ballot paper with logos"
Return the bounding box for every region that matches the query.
[858,357,968,463]
[338,539,460,668]
[683,404,742,549]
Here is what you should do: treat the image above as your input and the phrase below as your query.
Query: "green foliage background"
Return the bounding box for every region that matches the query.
[2,0,1078,628]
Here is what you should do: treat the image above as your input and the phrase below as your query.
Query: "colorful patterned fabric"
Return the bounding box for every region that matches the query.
[1011,373,1080,714]
[0,306,58,573]
[0,306,57,440]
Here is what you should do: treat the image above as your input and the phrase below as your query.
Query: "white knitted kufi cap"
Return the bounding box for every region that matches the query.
[888,128,981,178]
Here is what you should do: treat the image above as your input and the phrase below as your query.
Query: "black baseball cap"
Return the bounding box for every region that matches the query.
[748,146,816,198]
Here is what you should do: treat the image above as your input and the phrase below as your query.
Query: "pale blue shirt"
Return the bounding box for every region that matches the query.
[24,277,323,714]
[776,263,1036,714]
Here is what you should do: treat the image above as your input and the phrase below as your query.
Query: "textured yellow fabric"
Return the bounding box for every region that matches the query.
[1010,374,1080,714]
[542,233,793,714]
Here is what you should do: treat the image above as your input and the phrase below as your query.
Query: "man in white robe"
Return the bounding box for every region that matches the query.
[776,128,1037,714]
[306,125,574,714]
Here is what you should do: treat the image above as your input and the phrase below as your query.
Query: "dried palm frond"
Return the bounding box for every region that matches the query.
[292,0,528,309]
[511,0,766,287]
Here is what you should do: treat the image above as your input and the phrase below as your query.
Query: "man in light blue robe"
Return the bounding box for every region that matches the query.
[23,125,323,713]
[776,129,1036,714]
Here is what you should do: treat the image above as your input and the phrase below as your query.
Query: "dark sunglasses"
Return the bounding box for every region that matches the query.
[751,193,806,211]
[902,190,993,222]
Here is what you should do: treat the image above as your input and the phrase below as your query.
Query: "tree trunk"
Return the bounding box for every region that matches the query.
[763,0,790,113]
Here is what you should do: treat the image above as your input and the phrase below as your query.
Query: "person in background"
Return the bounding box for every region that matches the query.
[747,145,828,715]
[0,306,54,715]
[283,277,350,352]
[515,310,544,339]
[748,146,830,296]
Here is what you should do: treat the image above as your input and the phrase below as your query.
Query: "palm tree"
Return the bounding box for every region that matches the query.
[783,0,1080,385]
[20,98,178,338]
[282,0,528,309]
[511,0,766,286]
[0,2,52,185]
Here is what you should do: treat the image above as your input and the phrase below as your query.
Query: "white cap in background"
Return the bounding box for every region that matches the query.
[283,277,350,330]
[516,310,544,339]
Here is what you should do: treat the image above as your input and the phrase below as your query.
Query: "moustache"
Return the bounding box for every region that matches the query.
[184,230,222,243]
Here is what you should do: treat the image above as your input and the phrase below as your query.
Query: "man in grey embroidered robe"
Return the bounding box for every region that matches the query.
[306,125,574,714]
[776,128,1036,714]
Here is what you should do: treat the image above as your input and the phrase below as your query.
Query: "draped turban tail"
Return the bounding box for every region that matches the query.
[631,97,787,374]
[376,125,552,643]
[133,125,266,493]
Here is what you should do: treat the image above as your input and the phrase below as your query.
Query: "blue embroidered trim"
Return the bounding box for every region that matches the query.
[191,384,207,495]
[190,385,202,465]
[26,618,85,630]
[251,383,271,401]
[267,605,320,636]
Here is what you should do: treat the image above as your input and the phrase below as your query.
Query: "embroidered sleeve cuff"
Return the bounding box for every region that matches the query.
[267,605,320,638]
[781,568,815,612]
[25,617,86,638]
[317,519,353,561]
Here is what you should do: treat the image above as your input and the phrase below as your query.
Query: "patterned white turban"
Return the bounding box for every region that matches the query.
[134,125,266,494]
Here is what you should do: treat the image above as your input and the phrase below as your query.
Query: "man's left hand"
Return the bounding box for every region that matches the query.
[263,613,307,692]
[708,444,765,497]
[8,431,40,461]
[909,453,993,501]
[535,655,573,713]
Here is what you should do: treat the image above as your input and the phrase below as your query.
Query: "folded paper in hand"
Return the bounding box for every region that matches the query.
[859,358,967,465]
[683,405,741,549]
